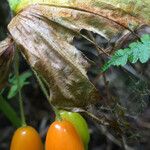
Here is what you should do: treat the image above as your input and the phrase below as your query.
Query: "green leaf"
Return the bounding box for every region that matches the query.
[0,95,21,127]
[8,71,32,99]
[141,34,150,43]
[101,34,150,72]
[8,0,20,12]
[128,42,140,63]
[101,49,129,72]
[7,85,18,99]
[138,44,150,63]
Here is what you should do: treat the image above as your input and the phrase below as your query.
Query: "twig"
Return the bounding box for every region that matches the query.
[32,69,61,120]
[102,73,110,100]
[122,136,134,150]
[14,48,26,126]
[32,70,49,100]
[85,31,110,57]
[70,107,110,126]
[96,124,122,147]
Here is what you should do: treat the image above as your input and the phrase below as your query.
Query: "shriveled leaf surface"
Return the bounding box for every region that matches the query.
[8,5,101,108]
[0,37,14,90]
[14,0,150,25]
[8,1,150,108]
[98,0,150,21]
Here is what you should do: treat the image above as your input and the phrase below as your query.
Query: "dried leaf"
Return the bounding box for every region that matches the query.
[8,5,100,108]
[12,0,150,25]
[8,1,150,108]
[0,37,14,89]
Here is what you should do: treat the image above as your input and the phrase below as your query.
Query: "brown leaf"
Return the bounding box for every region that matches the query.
[8,5,100,108]
[0,37,14,89]
[15,0,150,27]
[8,2,150,108]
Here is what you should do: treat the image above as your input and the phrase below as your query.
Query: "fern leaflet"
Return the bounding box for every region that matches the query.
[101,34,150,72]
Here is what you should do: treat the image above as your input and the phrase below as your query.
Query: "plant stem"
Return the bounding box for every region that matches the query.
[14,48,26,126]
[54,107,62,121]
[32,70,49,100]
[0,95,22,127]
[32,69,61,120]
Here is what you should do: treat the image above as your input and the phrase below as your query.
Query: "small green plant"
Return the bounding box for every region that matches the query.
[0,96,21,127]
[8,71,32,99]
[0,50,32,127]
[0,69,32,127]
[101,34,150,72]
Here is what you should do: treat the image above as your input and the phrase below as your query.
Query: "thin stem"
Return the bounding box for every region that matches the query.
[32,69,61,120]
[102,73,110,101]
[32,70,49,101]
[97,124,122,147]
[121,136,134,150]
[14,49,26,126]
[71,108,109,126]
[84,110,109,126]
[86,31,110,57]
[54,107,62,121]
[81,33,110,57]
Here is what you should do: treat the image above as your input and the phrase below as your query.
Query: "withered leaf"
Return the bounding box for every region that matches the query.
[15,0,150,26]
[8,5,101,108]
[8,1,150,108]
[0,37,14,90]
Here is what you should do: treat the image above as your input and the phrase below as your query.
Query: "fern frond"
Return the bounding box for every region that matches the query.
[101,34,150,72]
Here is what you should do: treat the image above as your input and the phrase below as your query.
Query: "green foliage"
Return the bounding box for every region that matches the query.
[0,70,32,127]
[0,95,21,127]
[8,0,20,12]
[8,71,32,99]
[101,34,150,72]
